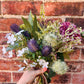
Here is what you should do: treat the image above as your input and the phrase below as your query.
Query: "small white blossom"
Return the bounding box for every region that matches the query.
[7,34,16,45]
[2,46,7,54]
[16,30,24,35]
[5,33,11,38]
[17,47,29,57]
[8,50,13,58]
[24,59,28,65]
[37,59,49,68]
[18,67,25,72]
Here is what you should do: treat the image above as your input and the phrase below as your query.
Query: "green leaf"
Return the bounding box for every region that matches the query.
[22,17,32,33]
[32,15,38,39]
[57,52,64,61]
[33,15,38,32]
[20,24,26,30]
[63,52,70,60]
[48,68,56,78]
[6,43,19,51]
[32,53,35,59]
[28,11,33,26]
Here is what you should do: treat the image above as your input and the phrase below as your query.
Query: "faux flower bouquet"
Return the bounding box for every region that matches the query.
[2,10,84,83]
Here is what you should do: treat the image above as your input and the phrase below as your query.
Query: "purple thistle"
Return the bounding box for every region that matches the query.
[42,46,52,56]
[22,31,30,37]
[27,39,39,52]
[10,24,21,33]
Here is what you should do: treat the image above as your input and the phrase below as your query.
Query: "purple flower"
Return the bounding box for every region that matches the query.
[60,22,70,35]
[22,31,30,37]
[27,39,39,52]
[10,24,21,33]
[42,46,52,56]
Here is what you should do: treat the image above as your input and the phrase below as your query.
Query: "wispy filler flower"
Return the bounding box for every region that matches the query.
[51,60,68,75]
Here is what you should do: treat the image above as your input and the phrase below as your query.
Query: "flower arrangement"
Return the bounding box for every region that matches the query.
[2,9,84,83]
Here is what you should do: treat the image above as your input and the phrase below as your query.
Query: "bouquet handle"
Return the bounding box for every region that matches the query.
[33,73,48,84]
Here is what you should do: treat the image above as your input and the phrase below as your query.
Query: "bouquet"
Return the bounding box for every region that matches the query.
[2,10,84,84]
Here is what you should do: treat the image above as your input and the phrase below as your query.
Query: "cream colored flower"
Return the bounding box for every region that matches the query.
[51,60,68,75]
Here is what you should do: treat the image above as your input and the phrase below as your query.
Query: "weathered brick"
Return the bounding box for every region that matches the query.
[0,19,23,31]
[0,72,11,82]
[12,72,23,82]
[0,33,7,45]
[1,1,42,15]
[67,61,82,72]
[72,74,84,84]
[66,18,84,29]
[51,74,71,84]
[81,48,84,59]
[0,59,25,71]
[0,1,1,15]
[69,48,80,60]
[45,2,84,16]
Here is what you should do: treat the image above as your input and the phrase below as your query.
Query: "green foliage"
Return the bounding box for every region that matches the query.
[63,52,70,60]
[57,52,64,61]
[22,17,32,33]
[28,11,33,26]
[6,42,19,51]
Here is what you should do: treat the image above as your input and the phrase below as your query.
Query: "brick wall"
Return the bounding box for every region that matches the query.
[0,0,84,84]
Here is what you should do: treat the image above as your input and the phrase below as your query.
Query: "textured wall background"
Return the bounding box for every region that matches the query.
[0,0,84,84]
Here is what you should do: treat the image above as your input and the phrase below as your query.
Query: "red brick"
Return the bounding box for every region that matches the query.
[1,1,42,15]
[0,59,25,71]
[66,18,84,29]
[51,74,71,84]
[72,74,84,84]
[0,19,23,31]
[67,61,82,72]
[82,62,84,71]
[13,72,23,82]
[0,72,11,82]
[81,48,84,59]
[69,48,80,60]
[0,1,1,14]
[45,2,84,16]
[0,47,16,58]
[0,33,7,45]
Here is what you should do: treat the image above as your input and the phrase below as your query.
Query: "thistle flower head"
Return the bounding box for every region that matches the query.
[10,24,21,33]
[22,31,30,37]
[27,39,39,52]
[42,46,52,56]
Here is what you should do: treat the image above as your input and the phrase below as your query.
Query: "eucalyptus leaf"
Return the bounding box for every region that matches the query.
[22,17,32,33]
[28,11,33,26]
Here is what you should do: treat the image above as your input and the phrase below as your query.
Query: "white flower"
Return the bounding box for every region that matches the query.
[51,60,68,75]
[18,67,25,72]
[2,46,7,54]
[7,34,16,45]
[23,59,28,65]
[8,50,13,58]
[37,59,49,68]
[15,30,24,35]
[17,47,29,57]
[42,33,58,47]
[29,62,37,68]
[5,33,11,38]
[17,50,24,57]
